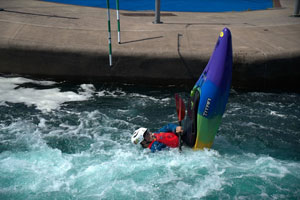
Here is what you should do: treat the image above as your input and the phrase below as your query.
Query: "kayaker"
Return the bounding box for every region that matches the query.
[131,123,183,152]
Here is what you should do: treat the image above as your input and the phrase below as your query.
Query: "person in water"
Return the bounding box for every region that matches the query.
[131,123,183,152]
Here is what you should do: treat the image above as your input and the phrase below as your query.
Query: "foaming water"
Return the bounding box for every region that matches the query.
[0,76,299,199]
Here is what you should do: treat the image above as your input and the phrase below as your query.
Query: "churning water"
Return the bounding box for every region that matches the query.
[0,76,299,199]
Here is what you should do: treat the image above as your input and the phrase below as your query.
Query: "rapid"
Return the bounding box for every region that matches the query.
[0,76,299,199]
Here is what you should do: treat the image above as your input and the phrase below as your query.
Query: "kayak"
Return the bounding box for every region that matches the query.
[183,27,232,150]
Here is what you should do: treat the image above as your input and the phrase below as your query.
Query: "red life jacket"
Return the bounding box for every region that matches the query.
[152,132,179,148]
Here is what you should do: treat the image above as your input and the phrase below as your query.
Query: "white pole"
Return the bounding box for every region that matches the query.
[106,0,113,66]
[116,0,121,44]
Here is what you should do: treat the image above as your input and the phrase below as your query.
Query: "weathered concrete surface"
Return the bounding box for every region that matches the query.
[0,0,299,91]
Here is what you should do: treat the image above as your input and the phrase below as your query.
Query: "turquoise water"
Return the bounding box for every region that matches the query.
[43,0,274,12]
[0,76,300,199]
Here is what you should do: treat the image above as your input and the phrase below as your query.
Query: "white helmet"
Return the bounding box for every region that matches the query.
[131,128,147,145]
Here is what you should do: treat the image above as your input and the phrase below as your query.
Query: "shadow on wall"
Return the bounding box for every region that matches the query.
[0,9,79,19]
[121,36,164,45]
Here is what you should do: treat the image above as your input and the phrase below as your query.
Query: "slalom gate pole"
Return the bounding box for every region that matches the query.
[106,0,113,66]
[116,0,121,44]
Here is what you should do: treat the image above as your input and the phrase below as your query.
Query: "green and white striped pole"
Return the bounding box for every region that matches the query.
[116,0,121,44]
[106,0,112,66]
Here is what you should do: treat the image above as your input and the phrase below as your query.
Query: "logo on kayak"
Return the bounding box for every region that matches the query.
[220,31,224,38]
[203,98,211,117]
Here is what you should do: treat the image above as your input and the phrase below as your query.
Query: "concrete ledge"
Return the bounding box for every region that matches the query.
[1,44,299,92]
[0,0,300,92]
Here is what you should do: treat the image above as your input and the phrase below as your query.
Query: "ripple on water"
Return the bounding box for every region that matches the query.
[0,76,300,199]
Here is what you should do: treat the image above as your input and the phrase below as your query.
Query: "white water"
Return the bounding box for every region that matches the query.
[0,77,94,112]
[0,76,300,199]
